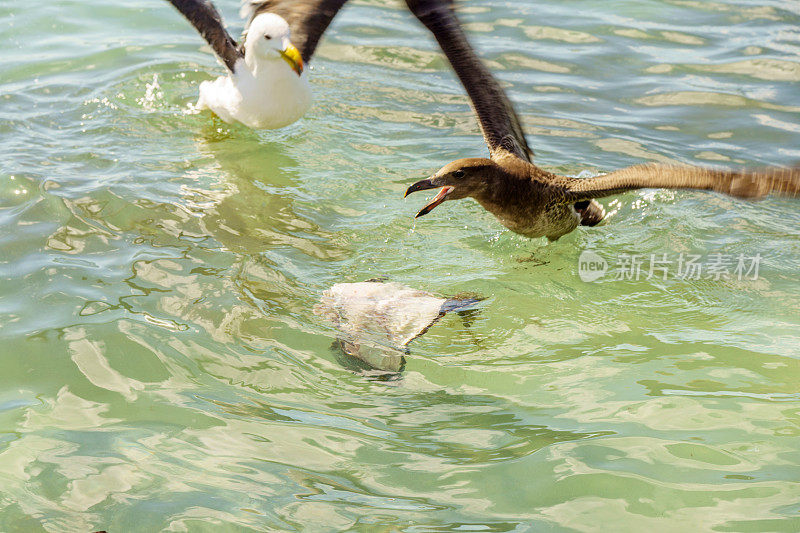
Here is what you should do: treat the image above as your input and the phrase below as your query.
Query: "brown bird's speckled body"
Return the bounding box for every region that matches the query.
[441,157,584,240]
[402,0,800,239]
[489,157,592,240]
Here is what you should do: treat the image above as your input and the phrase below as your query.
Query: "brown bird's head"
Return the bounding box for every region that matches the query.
[405,158,499,217]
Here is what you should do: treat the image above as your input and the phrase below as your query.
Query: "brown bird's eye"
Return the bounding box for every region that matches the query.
[453,169,465,178]
[264,34,272,40]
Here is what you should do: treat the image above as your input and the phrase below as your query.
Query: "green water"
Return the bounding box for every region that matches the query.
[2,0,800,530]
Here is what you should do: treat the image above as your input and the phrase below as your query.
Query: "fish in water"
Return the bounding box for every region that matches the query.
[314,280,480,373]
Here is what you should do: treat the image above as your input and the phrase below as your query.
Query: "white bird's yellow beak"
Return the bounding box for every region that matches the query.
[279,43,304,76]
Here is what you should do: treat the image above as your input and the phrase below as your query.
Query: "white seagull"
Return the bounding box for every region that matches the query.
[167,0,322,128]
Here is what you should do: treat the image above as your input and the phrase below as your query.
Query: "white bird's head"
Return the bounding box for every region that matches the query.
[243,13,304,76]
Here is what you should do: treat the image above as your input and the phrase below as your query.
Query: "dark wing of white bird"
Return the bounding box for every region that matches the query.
[405,0,533,162]
[241,0,350,63]
[167,0,244,72]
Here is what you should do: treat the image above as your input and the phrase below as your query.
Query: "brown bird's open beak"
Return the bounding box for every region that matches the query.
[405,179,454,218]
[280,43,304,76]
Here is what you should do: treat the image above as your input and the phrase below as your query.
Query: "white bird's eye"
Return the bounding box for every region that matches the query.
[264,34,272,40]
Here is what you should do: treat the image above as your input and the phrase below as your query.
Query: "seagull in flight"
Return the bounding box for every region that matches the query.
[166,0,345,128]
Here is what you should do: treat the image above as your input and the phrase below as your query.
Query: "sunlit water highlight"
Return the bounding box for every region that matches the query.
[1,0,800,530]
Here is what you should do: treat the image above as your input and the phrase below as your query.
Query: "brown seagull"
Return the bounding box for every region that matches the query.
[402,0,800,240]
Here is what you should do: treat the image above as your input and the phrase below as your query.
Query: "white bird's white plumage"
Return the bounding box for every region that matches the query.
[196,13,312,129]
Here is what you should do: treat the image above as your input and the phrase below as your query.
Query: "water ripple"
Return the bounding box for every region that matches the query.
[1,0,799,530]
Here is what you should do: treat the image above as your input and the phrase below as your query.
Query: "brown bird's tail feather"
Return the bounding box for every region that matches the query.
[575,199,606,226]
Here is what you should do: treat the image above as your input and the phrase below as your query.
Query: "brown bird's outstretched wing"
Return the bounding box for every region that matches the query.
[405,0,533,162]
[241,0,349,63]
[168,0,243,72]
[555,163,800,202]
